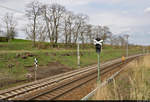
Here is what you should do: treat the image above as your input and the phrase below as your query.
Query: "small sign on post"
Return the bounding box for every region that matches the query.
[94,38,103,84]
[34,58,38,81]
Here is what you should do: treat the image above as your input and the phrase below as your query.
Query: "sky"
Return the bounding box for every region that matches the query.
[0,0,150,45]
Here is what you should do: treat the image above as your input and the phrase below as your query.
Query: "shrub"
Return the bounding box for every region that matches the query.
[0,37,8,42]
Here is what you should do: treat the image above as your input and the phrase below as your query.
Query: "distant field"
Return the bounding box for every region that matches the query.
[0,39,94,50]
[0,39,143,89]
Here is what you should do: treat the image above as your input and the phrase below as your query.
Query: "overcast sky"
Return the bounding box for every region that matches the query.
[0,0,150,45]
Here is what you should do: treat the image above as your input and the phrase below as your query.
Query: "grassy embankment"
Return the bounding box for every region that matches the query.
[0,39,143,84]
[93,55,150,100]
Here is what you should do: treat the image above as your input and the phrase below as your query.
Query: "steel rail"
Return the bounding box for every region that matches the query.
[0,56,125,99]
[0,54,142,100]
[13,54,140,100]
[32,58,134,100]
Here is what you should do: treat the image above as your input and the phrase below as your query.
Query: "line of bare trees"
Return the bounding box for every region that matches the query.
[0,0,128,47]
[25,0,128,47]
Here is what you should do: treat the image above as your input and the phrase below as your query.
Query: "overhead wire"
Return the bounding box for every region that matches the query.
[0,4,24,14]
[0,4,27,21]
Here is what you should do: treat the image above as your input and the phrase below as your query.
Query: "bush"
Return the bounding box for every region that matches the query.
[36,42,50,49]
[0,37,8,42]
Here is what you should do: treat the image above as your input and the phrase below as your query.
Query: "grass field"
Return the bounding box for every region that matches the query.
[0,39,143,89]
[93,55,150,100]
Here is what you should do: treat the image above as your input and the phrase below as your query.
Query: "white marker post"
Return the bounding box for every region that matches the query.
[77,43,80,67]
[94,38,103,84]
[77,35,80,68]
[125,34,129,57]
[143,48,145,54]
[34,58,38,81]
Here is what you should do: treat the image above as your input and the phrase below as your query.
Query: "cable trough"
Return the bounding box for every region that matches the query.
[0,54,142,100]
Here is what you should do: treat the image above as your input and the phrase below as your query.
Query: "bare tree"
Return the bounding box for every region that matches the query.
[84,24,93,43]
[36,19,47,42]
[107,34,126,46]
[25,19,47,42]
[92,25,112,44]
[118,35,126,47]
[3,13,17,40]
[25,0,41,47]
[0,24,2,36]
[114,36,121,46]
[61,11,76,44]
[41,4,52,43]
[25,23,35,40]
[51,4,66,43]
[110,35,117,46]
[101,26,111,43]
[73,13,88,43]
[107,33,114,45]
[79,23,88,44]
[41,3,66,44]
[24,1,119,46]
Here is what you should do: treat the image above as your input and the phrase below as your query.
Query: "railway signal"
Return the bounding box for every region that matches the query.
[94,38,103,53]
[34,58,38,81]
[94,38,103,83]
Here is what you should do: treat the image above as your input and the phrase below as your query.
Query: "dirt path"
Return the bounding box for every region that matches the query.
[26,62,73,80]
[0,61,73,90]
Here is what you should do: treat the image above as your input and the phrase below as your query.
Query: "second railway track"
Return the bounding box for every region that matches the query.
[0,54,143,100]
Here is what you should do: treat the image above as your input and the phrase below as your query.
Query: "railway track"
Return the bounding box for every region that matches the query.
[0,54,142,100]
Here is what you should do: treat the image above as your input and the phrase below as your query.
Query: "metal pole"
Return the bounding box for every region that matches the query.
[143,48,145,54]
[77,43,80,67]
[34,65,37,81]
[126,36,129,57]
[124,34,129,57]
[97,53,100,83]
[81,63,126,100]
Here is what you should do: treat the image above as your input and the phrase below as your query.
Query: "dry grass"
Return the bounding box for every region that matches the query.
[92,55,150,100]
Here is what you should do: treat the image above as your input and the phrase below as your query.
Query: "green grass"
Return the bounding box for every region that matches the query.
[0,39,34,50]
[0,49,142,81]
[10,39,31,42]
[0,39,143,83]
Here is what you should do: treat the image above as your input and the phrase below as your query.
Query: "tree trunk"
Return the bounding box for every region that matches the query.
[33,17,36,47]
